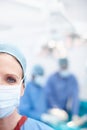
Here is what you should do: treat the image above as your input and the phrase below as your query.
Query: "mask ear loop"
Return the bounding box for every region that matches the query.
[20,74,26,86]
[20,78,24,85]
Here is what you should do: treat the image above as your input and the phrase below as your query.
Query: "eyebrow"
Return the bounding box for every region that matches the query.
[6,74,21,80]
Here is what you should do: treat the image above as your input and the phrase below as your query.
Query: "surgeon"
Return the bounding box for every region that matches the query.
[19,65,47,120]
[19,65,64,126]
[45,58,79,121]
[0,43,53,130]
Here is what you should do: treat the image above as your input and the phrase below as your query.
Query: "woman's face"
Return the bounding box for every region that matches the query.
[0,53,23,89]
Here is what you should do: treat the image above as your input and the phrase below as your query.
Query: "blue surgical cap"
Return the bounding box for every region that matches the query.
[32,65,44,76]
[59,58,68,66]
[0,43,26,77]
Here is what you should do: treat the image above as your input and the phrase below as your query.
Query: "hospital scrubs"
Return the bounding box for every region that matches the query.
[45,72,79,116]
[19,81,47,120]
[20,118,53,130]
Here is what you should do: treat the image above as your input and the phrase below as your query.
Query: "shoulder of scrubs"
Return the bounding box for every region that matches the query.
[26,81,33,88]
[46,72,58,83]
[20,118,54,130]
[68,74,77,79]
[69,74,79,86]
[49,72,58,78]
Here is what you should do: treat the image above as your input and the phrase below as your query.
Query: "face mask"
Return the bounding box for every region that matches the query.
[35,76,44,87]
[0,80,23,118]
[60,70,70,78]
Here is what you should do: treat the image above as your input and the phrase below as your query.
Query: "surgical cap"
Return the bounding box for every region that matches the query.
[32,65,44,76]
[59,58,68,66]
[0,43,26,77]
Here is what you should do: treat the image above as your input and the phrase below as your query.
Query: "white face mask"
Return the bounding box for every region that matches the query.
[0,80,23,118]
[60,70,70,78]
[35,76,45,87]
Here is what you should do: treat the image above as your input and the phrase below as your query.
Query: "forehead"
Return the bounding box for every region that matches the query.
[0,53,22,78]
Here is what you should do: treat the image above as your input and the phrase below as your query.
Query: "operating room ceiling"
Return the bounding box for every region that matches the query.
[0,0,86,48]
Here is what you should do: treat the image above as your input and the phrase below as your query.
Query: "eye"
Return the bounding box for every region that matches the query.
[6,76,17,84]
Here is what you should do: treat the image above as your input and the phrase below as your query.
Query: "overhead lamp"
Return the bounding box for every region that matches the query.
[48,40,56,49]
[69,33,80,40]
[0,24,12,31]
[15,0,43,9]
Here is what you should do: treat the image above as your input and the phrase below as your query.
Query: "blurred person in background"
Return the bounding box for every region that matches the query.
[0,43,53,130]
[19,65,47,120]
[45,58,79,121]
[19,65,67,126]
